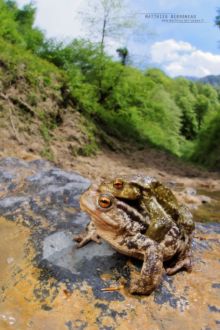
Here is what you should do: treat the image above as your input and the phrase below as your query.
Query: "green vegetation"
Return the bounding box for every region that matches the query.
[0,0,44,51]
[192,112,220,169]
[0,0,220,170]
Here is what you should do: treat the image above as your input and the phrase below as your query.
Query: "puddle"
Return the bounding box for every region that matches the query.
[192,189,220,223]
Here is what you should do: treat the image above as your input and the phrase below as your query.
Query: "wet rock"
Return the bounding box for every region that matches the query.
[0,196,29,211]
[0,157,220,330]
[184,187,197,196]
[179,189,212,212]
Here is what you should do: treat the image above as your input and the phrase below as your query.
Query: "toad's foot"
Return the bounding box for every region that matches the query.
[166,241,192,275]
[74,221,101,247]
[74,231,101,247]
[166,256,192,275]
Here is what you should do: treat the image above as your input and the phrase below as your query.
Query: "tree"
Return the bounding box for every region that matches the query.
[77,0,153,101]
[194,95,209,129]
[15,3,44,52]
[116,47,129,65]
[177,96,198,140]
[192,112,220,170]
[79,0,136,54]
[0,0,22,44]
[215,8,220,48]
[0,0,44,52]
[77,0,136,101]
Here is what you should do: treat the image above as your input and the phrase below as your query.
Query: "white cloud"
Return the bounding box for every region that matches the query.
[150,39,220,77]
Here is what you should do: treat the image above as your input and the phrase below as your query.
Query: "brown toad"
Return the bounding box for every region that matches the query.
[78,184,193,295]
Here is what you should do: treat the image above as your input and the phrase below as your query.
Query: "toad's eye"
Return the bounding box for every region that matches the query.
[113,179,124,190]
[98,195,112,208]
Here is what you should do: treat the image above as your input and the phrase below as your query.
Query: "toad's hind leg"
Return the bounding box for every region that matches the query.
[166,242,192,275]
[129,239,163,295]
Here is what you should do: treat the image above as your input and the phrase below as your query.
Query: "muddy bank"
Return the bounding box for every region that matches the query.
[0,158,220,330]
[1,140,220,188]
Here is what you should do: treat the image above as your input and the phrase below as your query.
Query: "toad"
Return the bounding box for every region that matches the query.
[98,175,195,239]
[77,184,193,294]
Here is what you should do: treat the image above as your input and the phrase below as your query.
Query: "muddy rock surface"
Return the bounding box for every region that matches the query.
[0,158,220,330]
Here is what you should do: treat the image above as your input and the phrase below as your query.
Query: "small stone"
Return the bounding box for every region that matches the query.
[199,195,211,204]
[27,142,42,153]
[7,257,14,264]
[0,314,7,320]
[8,316,16,325]
[184,187,197,196]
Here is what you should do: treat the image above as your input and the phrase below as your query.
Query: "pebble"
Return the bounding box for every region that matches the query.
[7,257,14,264]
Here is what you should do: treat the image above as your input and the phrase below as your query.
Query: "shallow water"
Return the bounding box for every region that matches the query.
[192,189,220,223]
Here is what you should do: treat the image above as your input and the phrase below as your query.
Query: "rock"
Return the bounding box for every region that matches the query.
[199,195,212,204]
[184,187,197,196]
[0,157,220,330]
[178,189,212,211]
[27,142,42,153]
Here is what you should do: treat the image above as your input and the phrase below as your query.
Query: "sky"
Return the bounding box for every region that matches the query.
[16,0,220,77]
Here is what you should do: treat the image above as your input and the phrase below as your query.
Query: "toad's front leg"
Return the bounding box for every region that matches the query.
[127,234,164,295]
[74,221,101,247]
[144,197,174,242]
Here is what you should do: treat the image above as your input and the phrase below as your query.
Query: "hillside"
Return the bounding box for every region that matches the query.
[0,38,215,176]
[184,75,220,87]
[199,74,220,86]
[0,0,220,173]
[0,37,217,187]
[0,39,100,159]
